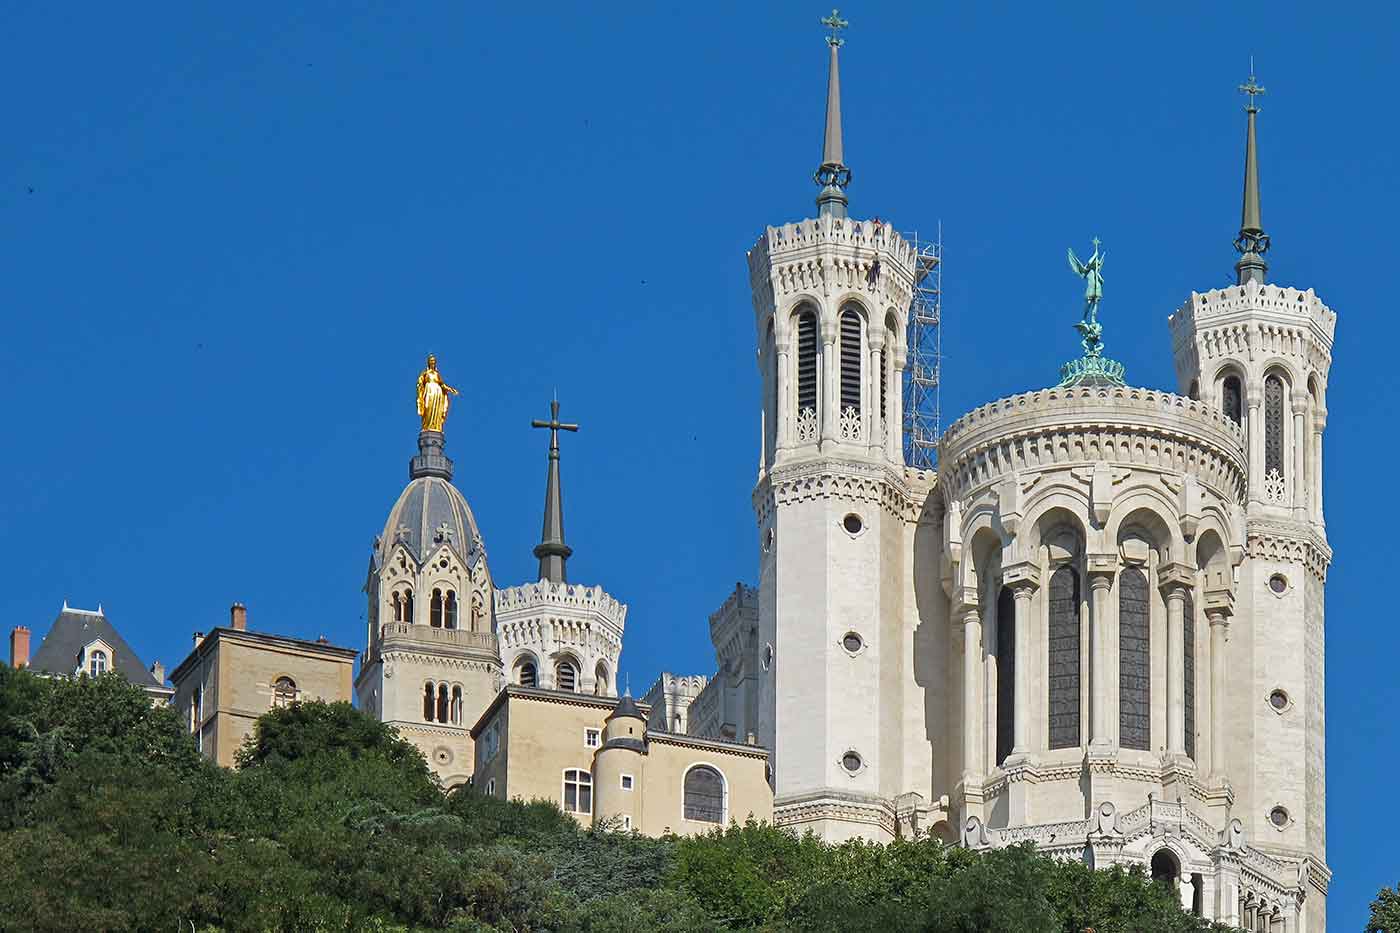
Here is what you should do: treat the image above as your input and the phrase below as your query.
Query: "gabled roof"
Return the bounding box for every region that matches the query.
[29,606,163,688]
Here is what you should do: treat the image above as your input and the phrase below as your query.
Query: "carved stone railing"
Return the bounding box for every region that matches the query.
[939,385,1248,505]
[379,623,497,655]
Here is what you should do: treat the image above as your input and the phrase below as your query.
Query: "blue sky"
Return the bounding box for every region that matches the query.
[0,2,1394,925]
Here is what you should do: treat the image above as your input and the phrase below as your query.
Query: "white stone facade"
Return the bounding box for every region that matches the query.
[729,205,1335,927]
[495,579,626,697]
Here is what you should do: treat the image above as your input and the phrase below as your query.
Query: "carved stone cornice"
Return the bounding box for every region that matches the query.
[755,457,921,523]
[1245,518,1332,580]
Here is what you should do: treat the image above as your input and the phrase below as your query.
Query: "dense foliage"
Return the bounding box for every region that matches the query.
[0,666,1239,932]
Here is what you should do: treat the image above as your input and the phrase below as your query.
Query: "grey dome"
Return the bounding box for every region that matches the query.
[378,474,486,571]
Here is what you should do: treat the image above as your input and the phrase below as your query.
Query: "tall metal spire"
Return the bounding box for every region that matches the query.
[814,10,851,218]
[530,398,579,584]
[1234,64,1270,285]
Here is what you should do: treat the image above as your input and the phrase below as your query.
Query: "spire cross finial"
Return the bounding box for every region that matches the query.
[820,9,848,47]
[1239,61,1266,114]
[531,399,579,457]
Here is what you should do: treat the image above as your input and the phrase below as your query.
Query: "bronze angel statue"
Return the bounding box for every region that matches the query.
[1068,239,1106,356]
[416,354,459,432]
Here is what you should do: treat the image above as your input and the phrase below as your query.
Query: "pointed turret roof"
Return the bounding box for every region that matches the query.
[1233,67,1270,285]
[531,398,579,584]
[814,10,851,219]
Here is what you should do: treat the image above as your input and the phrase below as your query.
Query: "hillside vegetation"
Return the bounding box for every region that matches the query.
[0,666,1240,932]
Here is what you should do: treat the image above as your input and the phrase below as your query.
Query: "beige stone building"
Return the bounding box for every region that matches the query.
[471,687,771,835]
[170,603,357,767]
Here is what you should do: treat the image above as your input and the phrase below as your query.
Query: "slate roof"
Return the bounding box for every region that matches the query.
[29,607,164,688]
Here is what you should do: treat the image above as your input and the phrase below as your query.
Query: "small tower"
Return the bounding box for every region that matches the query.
[1166,71,1333,927]
[356,358,501,787]
[495,399,627,696]
[746,15,919,841]
[592,692,648,830]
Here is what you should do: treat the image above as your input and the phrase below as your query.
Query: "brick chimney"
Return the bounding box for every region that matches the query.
[9,626,30,669]
[150,660,165,684]
[230,602,247,631]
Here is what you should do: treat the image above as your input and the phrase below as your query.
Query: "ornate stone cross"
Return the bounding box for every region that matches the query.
[1239,59,1266,113]
[434,522,455,544]
[821,9,848,47]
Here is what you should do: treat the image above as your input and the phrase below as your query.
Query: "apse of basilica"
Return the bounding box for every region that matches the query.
[355,22,1333,932]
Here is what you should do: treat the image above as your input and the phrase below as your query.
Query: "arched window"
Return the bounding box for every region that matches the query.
[1183,588,1196,761]
[1264,374,1286,501]
[1222,375,1243,426]
[444,590,457,629]
[994,586,1015,766]
[392,591,403,623]
[272,676,298,708]
[436,683,449,723]
[430,589,444,628]
[795,309,818,439]
[594,662,609,696]
[403,591,414,625]
[562,768,592,814]
[674,714,682,732]
[1150,849,1180,887]
[556,660,578,693]
[517,661,537,688]
[839,308,862,415]
[1047,566,1081,749]
[683,765,726,823]
[1119,567,1151,751]
[88,649,108,677]
[423,682,435,721]
[470,594,483,632]
[450,685,463,725]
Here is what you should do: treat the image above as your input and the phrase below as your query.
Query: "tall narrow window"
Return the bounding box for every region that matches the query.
[471,594,483,632]
[430,589,444,628]
[1047,566,1081,749]
[1183,589,1196,761]
[839,309,862,414]
[1119,567,1151,751]
[594,662,609,696]
[879,349,888,425]
[404,591,414,625]
[451,685,463,725]
[995,586,1015,766]
[563,769,592,814]
[1222,375,1242,426]
[393,591,404,623]
[444,591,457,629]
[795,310,818,439]
[436,683,449,723]
[683,765,726,823]
[556,660,578,693]
[423,682,435,721]
[1264,374,1286,502]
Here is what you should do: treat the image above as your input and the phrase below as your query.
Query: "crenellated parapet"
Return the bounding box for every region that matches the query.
[1168,280,1336,392]
[495,579,627,697]
[748,215,917,332]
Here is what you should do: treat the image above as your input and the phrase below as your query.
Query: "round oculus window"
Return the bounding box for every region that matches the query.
[1269,806,1289,828]
[841,751,863,773]
[1269,689,1289,711]
[842,513,863,535]
[1268,574,1288,595]
[842,632,863,653]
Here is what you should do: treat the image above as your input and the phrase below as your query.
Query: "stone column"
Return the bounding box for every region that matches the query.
[1086,563,1116,751]
[775,342,791,456]
[866,332,883,458]
[889,350,906,463]
[820,319,838,443]
[1312,407,1327,524]
[1291,392,1308,516]
[1159,564,1194,760]
[960,604,984,779]
[1208,608,1232,782]
[998,566,1040,759]
[1247,380,1264,503]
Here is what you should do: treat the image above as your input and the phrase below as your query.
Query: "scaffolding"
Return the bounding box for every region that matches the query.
[902,227,942,469]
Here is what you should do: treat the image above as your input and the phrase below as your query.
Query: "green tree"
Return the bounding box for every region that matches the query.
[1370,884,1400,933]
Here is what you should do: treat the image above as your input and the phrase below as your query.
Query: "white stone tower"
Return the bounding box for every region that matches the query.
[1167,72,1334,928]
[746,16,919,840]
[495,400,626,697]
[356,414,501,787]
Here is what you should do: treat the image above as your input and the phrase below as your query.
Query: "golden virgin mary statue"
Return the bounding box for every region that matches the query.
[416,354,459,431]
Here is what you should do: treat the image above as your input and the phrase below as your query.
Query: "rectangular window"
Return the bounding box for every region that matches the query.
[584,728,600,748]
[621,774,634,791]
[622,815,632,830]
[486,778,496,796]
[563,769,592,814]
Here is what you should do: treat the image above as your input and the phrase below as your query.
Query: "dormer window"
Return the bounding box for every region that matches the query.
[88,649,108,677]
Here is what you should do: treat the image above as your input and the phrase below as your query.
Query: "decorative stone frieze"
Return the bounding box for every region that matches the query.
[754,458,921,524]
[748,215,918,320]
[1245,520,1332,580]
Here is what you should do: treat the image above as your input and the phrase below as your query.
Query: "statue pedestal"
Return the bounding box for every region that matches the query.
[410,430,454,480]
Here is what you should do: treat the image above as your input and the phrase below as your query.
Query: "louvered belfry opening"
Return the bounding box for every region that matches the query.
[839,309,862,413]
[879,349,887,424]
[796,310,818,415]
[1222,375,1243,426]
[1264,375,1285,478]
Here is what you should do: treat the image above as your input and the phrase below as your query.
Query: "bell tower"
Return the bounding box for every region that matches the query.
[1166,71,1334,927]
[747,13,919,841]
